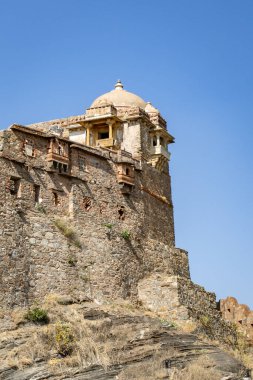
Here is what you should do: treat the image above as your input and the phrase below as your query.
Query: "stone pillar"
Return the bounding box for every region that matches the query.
[86,125,91,146]
[107,121,114,139]
[157,134,161,147]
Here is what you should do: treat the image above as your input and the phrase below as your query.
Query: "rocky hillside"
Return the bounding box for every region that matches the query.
[0,296,250,380]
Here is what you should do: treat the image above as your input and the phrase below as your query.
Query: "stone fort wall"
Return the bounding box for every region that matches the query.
[220,297,253,345]
[0,124,239,347]
[0,126,186,307]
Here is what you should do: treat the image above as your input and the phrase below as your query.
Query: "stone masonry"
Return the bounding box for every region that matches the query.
[0,81,241,344]
[220,297,253,345]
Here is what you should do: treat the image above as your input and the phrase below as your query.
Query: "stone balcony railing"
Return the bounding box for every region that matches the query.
[86,105,117,119]
[96,138,115,148]
[150,145,171,160]
[117,173,135,186]
[47,152,69,164]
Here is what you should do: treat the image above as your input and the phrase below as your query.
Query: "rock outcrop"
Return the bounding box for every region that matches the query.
[0,302,248,380]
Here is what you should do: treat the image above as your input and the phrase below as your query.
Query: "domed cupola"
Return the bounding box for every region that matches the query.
[90,80,147,109]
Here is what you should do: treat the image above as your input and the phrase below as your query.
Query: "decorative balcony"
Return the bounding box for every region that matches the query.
[117,163,135,188]
[96,138,115,148]
[150,145,171,161]
[117,173,135,186]
[47,138,69,164]
[47,151,69,164]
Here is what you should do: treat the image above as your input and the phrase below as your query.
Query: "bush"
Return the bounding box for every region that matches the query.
[121,230,131,240]
[55,322,75,356]
[25,307,49,324]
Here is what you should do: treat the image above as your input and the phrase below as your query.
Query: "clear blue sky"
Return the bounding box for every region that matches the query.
[0,0,252,308]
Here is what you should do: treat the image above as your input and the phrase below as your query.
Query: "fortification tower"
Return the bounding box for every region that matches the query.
[0,81,223,331]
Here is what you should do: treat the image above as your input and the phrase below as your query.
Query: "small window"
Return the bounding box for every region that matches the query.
[228,308,231,312]
[9,178,21,197]
[34,185,40,203]
[83,196,92,211]
[118,206,125,220]
[53,192,59,206]
[125,167,130,176]
[153,136,157,146]
[53,161,67,173]
[98,131,109,139]
[53,161,58,170]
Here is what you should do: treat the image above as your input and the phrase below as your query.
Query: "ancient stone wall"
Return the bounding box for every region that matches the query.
[0,122,241,350]
[220,296,253,345]
[0,127,181,307]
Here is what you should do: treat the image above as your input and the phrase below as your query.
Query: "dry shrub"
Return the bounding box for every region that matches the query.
[176,319,197,334]
[45,308,111,370]
[170,356,219,380]
[118,351,175,380]
[242,352,253,371]
[4,327,51,369]
[231,348,253,372]
[53,219,82,248]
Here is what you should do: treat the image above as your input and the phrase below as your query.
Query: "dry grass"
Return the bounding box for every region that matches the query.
[176,319,197,334]
[53,218,82,249]
[118,351,176,380]
[118,353,220,380]
[4,298,113,372]
[170,356,220,380]
[1,296,162,373]
[230,347,253,372]
[1,296,250,379]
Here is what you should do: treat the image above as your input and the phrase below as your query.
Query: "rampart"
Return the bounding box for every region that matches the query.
[220,296,253,345]
[0,82,241,347]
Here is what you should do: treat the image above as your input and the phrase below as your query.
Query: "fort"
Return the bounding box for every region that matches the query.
[0,81,252,378]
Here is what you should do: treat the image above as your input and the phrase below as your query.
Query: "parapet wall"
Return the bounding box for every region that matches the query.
[138,273,239,343]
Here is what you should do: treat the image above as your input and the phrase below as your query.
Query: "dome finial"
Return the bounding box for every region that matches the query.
[115,79,123,90]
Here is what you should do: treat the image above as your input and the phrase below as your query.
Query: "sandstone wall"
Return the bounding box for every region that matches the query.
[220,296,253,345]
[137,273,239,344]
[0,128,181,307]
